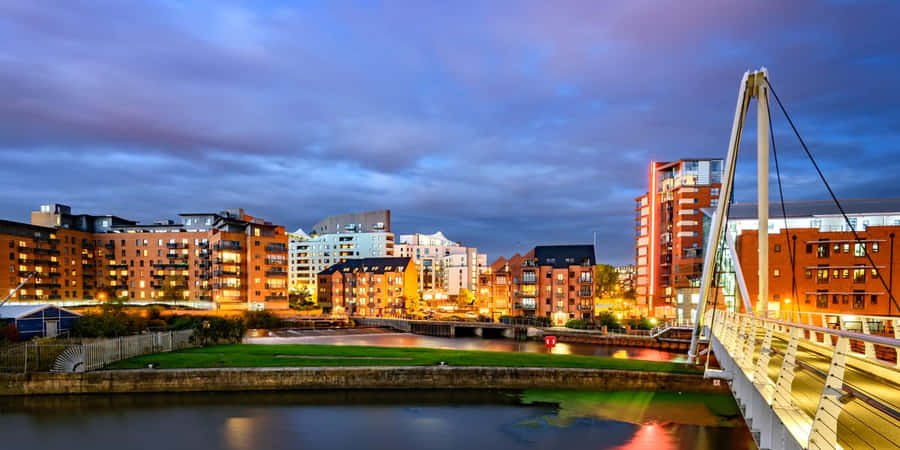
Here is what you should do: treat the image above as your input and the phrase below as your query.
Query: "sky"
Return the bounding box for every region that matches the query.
[1,1,899,265]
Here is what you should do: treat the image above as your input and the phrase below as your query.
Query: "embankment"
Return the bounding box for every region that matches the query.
[0,366,728,396]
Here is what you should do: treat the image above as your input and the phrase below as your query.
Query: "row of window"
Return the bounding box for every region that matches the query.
[786,267,880,283]
[795,241,881,257]
[805,293,878,309]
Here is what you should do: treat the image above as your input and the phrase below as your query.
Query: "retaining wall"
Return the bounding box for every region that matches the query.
[0,366,728,396]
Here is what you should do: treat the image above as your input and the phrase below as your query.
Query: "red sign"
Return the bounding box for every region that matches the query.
[544,336,557,347]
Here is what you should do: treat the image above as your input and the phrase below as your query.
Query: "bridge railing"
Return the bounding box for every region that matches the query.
[703,309,900,450]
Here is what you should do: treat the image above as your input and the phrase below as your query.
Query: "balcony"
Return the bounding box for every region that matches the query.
[265,257,287,266]
[151,262,189,269]
[265,269,288,277]
[166,242,187,249]
[265,243,288,253]
[199,261,211,269]
[199,273,212,280]
[151,272,166,279]
[82,272,95,278]
[108,263,128,269]
[213,269,240,277]
[578,290,592,297]
[521,299,537,310]
[16,246,33,253]
[199,250,211,259]
[34,248,60,255]
[213,258,240,265]
[105,253,116,260]
[265,295,287,301]
[579,276,592,284]
[45,272,61,278]
[198,285,212,291]
[198,241,209,249]
[104,242,115,250]
[197,294,212,301]
[33,283,61,289]
[214,241,242,251]
[212,283,242,290]
[152,282,187,290]
[577,304,593,311]
[165,252,188,259]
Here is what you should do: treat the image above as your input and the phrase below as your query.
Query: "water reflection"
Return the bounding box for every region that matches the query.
[0,390,754,450]
[249,330,686,362]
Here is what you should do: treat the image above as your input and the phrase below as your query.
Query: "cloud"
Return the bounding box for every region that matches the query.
[1,0,899,263]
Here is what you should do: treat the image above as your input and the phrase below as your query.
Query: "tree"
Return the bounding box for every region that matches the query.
[289,288,314,309]
[403,293,423,318]
[594,264,619,299]
[457,288,474,308]
[623,288,636,300]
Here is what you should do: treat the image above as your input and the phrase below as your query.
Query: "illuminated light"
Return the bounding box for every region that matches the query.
[650,318,657,325]
[784,298,791,304]
[616,313,623,320]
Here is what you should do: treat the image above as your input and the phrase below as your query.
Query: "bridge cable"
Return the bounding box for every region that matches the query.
[766,79,900,314]
[765,93,800,318]
[704,202,733,371]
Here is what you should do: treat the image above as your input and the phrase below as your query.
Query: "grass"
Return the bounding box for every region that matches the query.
[107,344,702,374]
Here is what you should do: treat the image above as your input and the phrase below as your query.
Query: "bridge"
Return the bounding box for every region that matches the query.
[354,317,524,338]
[689,68,900,450]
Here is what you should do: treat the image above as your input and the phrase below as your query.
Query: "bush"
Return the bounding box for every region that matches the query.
[596,312,618,329]
[73,307,148,338]
[564,319,591,330]
[243,311,284,329]
[627,317,653,330]
[191,316,247,346]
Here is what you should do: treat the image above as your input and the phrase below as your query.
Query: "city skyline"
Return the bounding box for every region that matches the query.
[3,1,900,264]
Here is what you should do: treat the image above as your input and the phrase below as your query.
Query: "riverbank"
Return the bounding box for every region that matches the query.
[0,366,727,396]
[105,344,697,372]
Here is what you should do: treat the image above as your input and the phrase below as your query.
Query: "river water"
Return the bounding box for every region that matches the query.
[248,328,689,362]
[0,390,755,450]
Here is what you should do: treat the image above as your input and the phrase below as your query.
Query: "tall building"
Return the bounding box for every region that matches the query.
[288,210,394,300]
[635,159,723,319]
[395,231,485,304]
[2,204,290,310]
[505,245,595,324]
[316,257,417,317]
[712,199,900,320]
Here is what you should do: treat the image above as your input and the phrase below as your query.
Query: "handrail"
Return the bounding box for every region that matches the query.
[765,315,900,348]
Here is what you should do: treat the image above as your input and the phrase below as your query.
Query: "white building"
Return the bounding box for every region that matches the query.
[288,211,394,300]
[396,231,486,301]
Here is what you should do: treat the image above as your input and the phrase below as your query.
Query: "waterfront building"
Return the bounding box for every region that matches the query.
[478,257,511,319]
[634,159,723,319]
[615,264,637,296]
[288,210,394,301]
[506,245,595,324]
[1,204,290,310]
[316,257,417,317]
[712,199,900,319]
[395,231,485,305]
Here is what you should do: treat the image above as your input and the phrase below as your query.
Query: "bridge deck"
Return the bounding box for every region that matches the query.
[746,330,900,449]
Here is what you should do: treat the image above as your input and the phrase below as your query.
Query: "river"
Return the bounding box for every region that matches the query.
[247,328,688,362]
[0,390,755,450]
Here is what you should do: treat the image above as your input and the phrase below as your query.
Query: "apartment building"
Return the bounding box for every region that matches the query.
[634,159,723,319]
[717,199,900,319]
[288,210,394,300]
[478,257,511,319]
[395,231,485,303]
[506,245,595,324]
[316,257,417,317]
[1,204,289,310]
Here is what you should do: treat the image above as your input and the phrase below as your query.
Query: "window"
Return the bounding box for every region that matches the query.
[805,294,812,304]
[816,293,827,308]
[854,243,866,257]
[842,295,849,305]
[872,242,880,253]
[843,243,850,253]
[832,269,839,280]
[773,268,781,277]
[853,293,865,309]
[774,244,781,253]
[832,294,839,305]
[805,244,813,254]
[871,294,878,305]
[804,269,812,279]
[816,269,829,284]
[842,269,849,279]
[853,268,866,283]
[833,243,840,253]
[872,269,880,279]
[816,244,829,258]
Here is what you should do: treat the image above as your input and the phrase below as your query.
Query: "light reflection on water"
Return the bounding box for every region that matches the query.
[0,390,754,450]
[249,331,687,362]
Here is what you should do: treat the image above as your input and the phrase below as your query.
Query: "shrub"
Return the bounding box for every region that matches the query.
[0,323,19,343]
[627,317,653,330]
[243,311,284,329]
[191,316,247,346]
[596,312,618,329]
[564,319,591,330]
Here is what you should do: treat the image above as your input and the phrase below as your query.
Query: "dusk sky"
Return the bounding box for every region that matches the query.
[2,1,899,264]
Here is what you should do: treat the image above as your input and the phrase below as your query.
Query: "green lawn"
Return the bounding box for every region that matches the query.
[107,344,701,374]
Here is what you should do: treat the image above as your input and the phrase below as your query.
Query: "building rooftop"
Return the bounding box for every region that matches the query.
[533,244,596,268]
[0,304,79,319]
[703,198,900,220]
[319,257,412,275]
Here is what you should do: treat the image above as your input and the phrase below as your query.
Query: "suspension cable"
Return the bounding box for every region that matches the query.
[766,79,900,314]
[765,93,800,318]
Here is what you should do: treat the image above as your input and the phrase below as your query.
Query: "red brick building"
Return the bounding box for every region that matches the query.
[504,245,595,324]
[727,199,900,319]
[478,256,511,320]
[1,204,289,310]
[317,257,417,317]
[635,159,723,319]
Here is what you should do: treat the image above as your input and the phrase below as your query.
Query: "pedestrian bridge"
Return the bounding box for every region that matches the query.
[702,309,900,450]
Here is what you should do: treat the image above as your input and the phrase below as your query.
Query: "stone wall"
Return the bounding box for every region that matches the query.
[0,367,728,396]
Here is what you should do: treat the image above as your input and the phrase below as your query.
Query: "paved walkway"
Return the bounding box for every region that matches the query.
[753,333,900,449]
